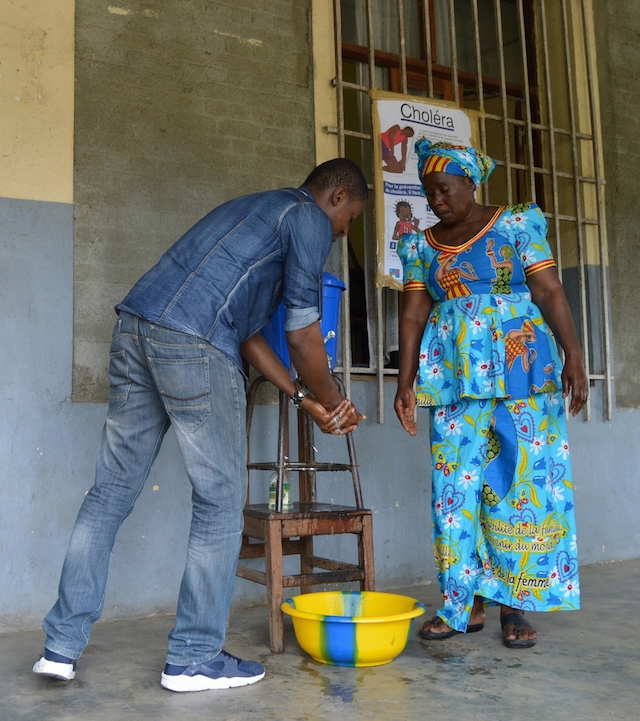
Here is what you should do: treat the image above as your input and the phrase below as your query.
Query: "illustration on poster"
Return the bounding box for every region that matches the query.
[387,200,425,281]
[386,195,432,279]
[381,125,415,173]
[392,201,421,240]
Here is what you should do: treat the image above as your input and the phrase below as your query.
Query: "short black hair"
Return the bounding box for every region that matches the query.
[302,158,368,203]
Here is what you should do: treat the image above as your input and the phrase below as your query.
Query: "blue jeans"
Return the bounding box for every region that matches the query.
[43,312,247,665]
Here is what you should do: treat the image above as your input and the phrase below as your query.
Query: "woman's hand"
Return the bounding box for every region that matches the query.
[395,289,432,437]
[394,385,418,436]
[301,397,366,435]
[527,268,589,417]
[562,354,589,416]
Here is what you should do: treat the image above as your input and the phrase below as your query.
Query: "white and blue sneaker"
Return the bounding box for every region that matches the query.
[160,649,265,692]
[33,649,77,681]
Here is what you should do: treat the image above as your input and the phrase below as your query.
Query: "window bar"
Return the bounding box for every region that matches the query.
[346,367,400,376]
[340,232,353,400]
[561,0,592,420]
[470,0,487,203]
[538,0,562,277]
[376,285,385,423]
[516,0,536,202]
[447,0,459,104]
[333,0,345,158]
[580,0,613,420]
[341,80,370,93]
[493,0,513,203]
[398,0,408,94]
[365,0,376,89]
[326,127,372,140]
[423,0,434,96]
[333,0,352,400]
[364,0,385,422]
[491,159,596,191]
[483,111,594,142]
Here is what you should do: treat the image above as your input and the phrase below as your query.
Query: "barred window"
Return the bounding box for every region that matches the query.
[318,0,611,421]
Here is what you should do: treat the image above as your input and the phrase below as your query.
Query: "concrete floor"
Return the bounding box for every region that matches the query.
[2,559,638,721]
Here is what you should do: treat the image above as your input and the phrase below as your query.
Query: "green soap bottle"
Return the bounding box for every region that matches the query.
[268,471,292,511]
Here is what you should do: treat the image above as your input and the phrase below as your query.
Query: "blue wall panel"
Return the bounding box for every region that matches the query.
[1,196,638,633]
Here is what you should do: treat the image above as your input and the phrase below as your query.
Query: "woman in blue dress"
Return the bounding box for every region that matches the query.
[395,141,588,648]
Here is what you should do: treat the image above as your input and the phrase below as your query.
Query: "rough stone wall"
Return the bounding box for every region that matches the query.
[73,0,314,401]
[592,0,640,407]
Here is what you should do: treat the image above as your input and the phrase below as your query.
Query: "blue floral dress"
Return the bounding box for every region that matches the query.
[398,203,580,631]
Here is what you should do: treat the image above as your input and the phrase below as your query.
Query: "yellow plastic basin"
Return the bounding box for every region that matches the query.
[281,591,426,667]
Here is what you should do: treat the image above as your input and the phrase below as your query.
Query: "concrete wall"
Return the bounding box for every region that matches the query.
[73,0,317,402]
[593,0,640,406]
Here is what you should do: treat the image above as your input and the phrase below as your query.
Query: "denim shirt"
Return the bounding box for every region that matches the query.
[117,187,332,374]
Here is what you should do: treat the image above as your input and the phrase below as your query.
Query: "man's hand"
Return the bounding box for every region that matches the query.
[240,331,366,433]
[302,397,366,435]
[287,321,366,430]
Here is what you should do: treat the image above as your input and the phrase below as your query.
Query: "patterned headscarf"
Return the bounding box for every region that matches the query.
[415,139,495,187]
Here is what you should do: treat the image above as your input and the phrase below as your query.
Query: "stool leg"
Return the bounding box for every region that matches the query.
[359,514,376,591]
[299,535,314,594]
[298,404,314,594]
[264,520,285,652]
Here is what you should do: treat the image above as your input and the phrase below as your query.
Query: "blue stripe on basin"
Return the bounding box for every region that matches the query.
[321,615,357,665]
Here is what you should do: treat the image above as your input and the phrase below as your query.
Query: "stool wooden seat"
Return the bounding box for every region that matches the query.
[236,376,375,653]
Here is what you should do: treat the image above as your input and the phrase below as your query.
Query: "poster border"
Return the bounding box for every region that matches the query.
[369,89,484,290]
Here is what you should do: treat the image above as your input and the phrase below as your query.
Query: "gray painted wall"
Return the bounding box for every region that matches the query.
[2,194,639,633]
[593,0,640,407]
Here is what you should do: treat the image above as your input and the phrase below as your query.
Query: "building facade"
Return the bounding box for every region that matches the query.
[1,0,638,631]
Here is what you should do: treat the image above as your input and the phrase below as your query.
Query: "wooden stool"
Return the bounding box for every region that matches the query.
[236,376,375,652]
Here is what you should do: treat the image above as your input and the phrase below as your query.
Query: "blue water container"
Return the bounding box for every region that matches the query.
[321,272,346,370]
[260,305,290,369]
[261,272,346,371]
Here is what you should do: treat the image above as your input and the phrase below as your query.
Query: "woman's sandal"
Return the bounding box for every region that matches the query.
[500,612,537,648]
[419,616,485,640]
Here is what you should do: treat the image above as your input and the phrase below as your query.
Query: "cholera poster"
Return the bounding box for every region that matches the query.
[370,90,482,289]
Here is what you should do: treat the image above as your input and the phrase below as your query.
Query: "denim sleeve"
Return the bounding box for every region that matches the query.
[281,203,333,332]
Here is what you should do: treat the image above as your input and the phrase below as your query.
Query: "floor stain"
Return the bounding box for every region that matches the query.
[325,681,355,703]
[429,650,465,664]
[297,659,358,703]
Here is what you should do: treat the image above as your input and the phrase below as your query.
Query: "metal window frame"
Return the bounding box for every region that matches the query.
[326,0,612,421]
